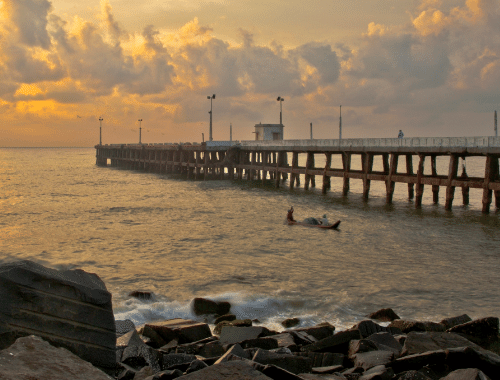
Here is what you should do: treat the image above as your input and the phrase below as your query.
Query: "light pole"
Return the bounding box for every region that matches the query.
[277,96,284,125]
[99,117,103,145]
[207,94,215,141]
[339,105,342,140]
[138,119,142,144]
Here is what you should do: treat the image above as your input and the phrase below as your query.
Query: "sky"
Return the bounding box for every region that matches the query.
[0,0,499,147]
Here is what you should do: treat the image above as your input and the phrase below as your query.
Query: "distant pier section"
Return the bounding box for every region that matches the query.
[95,136,500,213]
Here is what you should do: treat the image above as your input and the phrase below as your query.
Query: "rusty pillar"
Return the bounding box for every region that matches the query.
[322,153,332,194]
[386,153,399,204]
[482,155,499,213]
[415,154,426,208]
[362,153,374,199]
[342,152,351,196]
[406,154,414,199]
[431,156,439,204]
[444,154,459,210]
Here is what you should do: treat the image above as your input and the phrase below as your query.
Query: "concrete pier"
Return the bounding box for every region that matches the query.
[96,137,500,213]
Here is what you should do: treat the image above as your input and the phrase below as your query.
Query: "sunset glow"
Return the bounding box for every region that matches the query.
[0,0,499,146]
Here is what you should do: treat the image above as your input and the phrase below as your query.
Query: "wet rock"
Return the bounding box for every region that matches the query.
[252,348,313,374]
[447,317,499,348]
[140,319,212,344]
[117,320,137,337]
[311,364,344,374]
[192,298,231,316]
[185,359,209,374]
[261,364,308,380]
[241,337,280,350]
[352,350,394,371]
[214,314,236,324]
[388,320,445,334]
[291,323,336,341]
[440,368,491,380]
[214,318,253,335]
[143,369,184,379]
[401,332,481,356]
[294,350,345,367]
[440,315,473,330]
[129,291,154,300]
[366,332,403,357]
[161,353,197,370]
[141,325,168,348]
[0,335,113,380]
[393,370,433,380]
[359,364,394,380]
[0,260,116,374]
[348,339,379,359]
[197,340,225,358]
[120,332,162,373]
[367,308,401,322]
[175,359,273,379]
[389,350,447,374]
[131,366,154,380]
[302,329,362,353]
[219,325,270,345]
[352,320,403,338]
[445,346,500,380]
[282,318,301,328]
[266,333,299,351]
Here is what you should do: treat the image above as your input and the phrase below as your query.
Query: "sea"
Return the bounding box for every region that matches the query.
[0,147,499,333]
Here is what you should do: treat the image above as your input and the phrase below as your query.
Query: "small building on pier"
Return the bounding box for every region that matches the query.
[254,123,283,141]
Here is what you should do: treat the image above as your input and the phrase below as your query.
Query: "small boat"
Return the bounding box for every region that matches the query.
[288,220,341,229]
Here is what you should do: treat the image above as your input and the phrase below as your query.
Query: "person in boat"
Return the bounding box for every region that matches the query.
[318,214,329,225]
[286,206,296,223]
[302,217,320,225]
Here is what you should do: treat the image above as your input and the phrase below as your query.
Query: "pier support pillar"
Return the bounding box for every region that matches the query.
[415,154,425,208]
[460,158,469,205]
[431,156,439,204]
[406,154,414,199]
[386,153,399,204]
[322,153,332,194]
[304,152,315,190]
[290,152,299,189]
[362,153,373,199]
[342,153,351,196]
[444,154,459,211]
[482,155,499,213]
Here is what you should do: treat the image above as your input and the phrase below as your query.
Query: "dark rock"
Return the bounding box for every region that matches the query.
[294,350,345,368]
[252,348,313,374]
[266,333,299,351]
[141,325,168,348]
[191,298,231,316]
[214,319,253,335]
[388,320,445,334]
[348,339,379,359]
[0,260,116,374]
[389,350,447,374]
[289,330,318,346]
[401,331,481,356]
[116,320,136,337]
[219,326,269,344]
[175,358,273,379]
[143,369,184,379]
[393,370,433,380]
[185,359,209,374]
[352,350,394,371]
[440,368,491,380]
[116,363,137,380]
[367,308,401,322]
[141,319,212,344]
[291,324,336,341]
[445,346,500,380]
[447,317,499,348]
[282,318,301,328]
[359,364,394,380]
[241,337,280,350]
[261,364,308,380]
[129,291,154,300]
[214,314,237,324]
[440,315,473,330]
[215,343,251,363]
[197,340,225,358]
[366,332,403,357]
[311,364,344,374]
[161,353,197,370]
[0,335,114,380]
[120,336,162,372]
[302,329,362,353]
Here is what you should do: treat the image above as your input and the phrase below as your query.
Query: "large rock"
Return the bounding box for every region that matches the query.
[367,308,400,322]
[447,317,499,347]
[219,326,270,345]
[191,298,231,316]
[352,320,402,338]
[388,319,445,334]
[0,260,116,373]
[352,350,394,371]
[175,360,273,379]
[140,319,212,344]
[0,335,113,380]
[440,315,473,330]
[440,368,491,380]
[401,331,481,356]
[302,329,362,353]
[290,324,335,341]
[252,348,313,374]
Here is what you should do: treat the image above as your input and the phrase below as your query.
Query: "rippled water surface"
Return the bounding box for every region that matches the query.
[1,148,499,331]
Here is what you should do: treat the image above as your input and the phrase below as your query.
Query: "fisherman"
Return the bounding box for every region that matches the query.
[318,214,329,225]
[286,206,296,223]
[398,130,404,139]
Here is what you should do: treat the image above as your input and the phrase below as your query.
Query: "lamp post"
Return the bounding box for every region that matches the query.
[138,119,142,144]
[277,96,284,125]
[339,105,342,140]
[99,117,103,145]
[495,110,498,137]
[207,94,215,141]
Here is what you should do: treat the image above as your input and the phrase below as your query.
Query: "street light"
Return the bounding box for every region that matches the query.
[277,96,284,125]
[138,119,143,144]
[99,117,103,145]
[207,94,215,141]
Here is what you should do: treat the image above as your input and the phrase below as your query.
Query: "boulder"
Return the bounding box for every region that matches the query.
[143,369,184,379]
[445,346,500,380]
[197,340,225,358]
[175,359,273,379]
[129,291,154,301]
[140,319,212,344]
[241,337,280,350]
[392,370,433,380]
[291,323,335,341]
[447,317,499,347]
[440,315,473,330]
[116,320,137,337]
[440,368,491,380]
[214,343,251,363]
[352,319,402,338]
[214,314,237,324]
[388,320,445,334]
[359,364,394,380]
[119,331,162,372]
[252,348,313,374]
[191,298,231,316]
[367,308,401,322]
[348,339,379,359]
[0,260,116,374]
[401,331,481,356]
[366,332,403,357]
[0,335,113,380]
[214,319,253,335]
[282,318,301,328]
[161,353,197,370]
[219,326,269,344]
[302,329,362,353]
[352,350,394,371]
[389,350,447,374]
[266,333,299,351]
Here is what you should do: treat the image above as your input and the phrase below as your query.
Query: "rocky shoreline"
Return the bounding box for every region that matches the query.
[0,261,499,380]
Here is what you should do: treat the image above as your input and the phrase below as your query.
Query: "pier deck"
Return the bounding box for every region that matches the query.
[95,137,500,213]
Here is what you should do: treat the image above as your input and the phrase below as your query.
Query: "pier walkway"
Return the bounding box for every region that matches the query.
[95,137,500,213]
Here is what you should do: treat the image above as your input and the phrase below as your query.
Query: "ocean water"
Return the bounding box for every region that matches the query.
[0,147,499,333]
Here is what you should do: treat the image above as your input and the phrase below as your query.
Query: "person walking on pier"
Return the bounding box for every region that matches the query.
[398,130,404,139]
